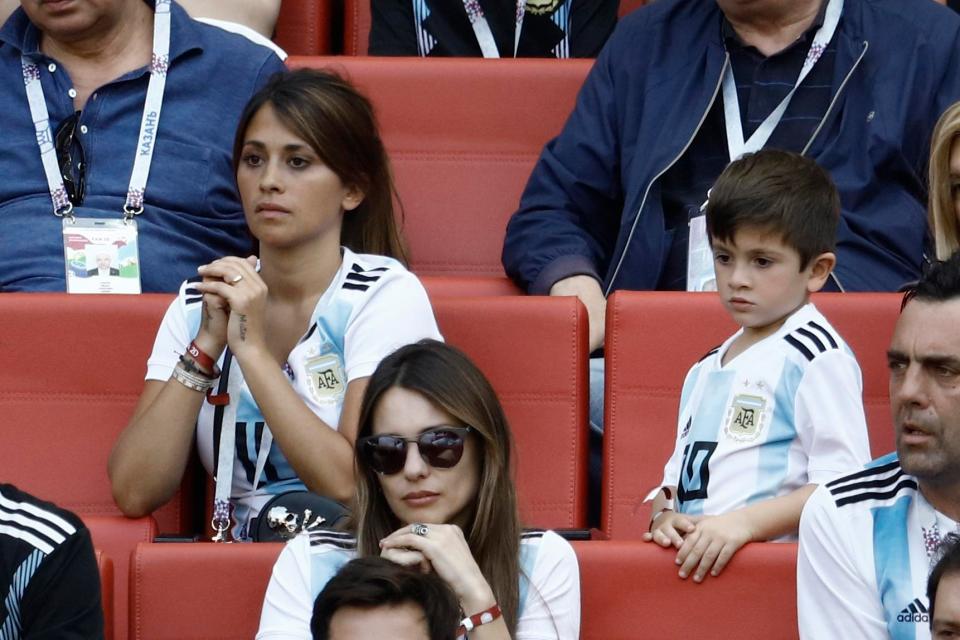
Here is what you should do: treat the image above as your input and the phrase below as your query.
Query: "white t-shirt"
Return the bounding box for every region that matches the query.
[256,529,581,639]
[146,249,442,539]
[798,454,959,640]
[660,303,870,517]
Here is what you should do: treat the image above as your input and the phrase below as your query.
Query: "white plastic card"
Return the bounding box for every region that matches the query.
[62,217,142,294]
[686,214,717,292]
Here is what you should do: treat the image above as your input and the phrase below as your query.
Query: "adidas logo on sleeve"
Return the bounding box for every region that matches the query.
[896,598,929,624]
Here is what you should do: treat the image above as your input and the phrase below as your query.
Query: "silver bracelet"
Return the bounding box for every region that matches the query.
[171,362,215,393]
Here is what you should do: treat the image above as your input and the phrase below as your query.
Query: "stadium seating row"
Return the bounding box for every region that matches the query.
[105,539,796,639]
[281,0,652,55]
[5,289,900,636]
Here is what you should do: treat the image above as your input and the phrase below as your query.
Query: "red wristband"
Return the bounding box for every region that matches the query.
[186,341,217,374]
[458,603,501,634]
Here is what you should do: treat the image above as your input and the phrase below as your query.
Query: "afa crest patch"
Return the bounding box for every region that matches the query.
[305,353,345,403]
[724,394,768,442]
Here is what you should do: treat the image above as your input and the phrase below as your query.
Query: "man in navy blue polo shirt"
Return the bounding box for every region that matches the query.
[0,0,285,292]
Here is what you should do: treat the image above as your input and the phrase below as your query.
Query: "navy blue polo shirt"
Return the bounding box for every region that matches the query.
[657,2,836,290]
[0,1,286,292]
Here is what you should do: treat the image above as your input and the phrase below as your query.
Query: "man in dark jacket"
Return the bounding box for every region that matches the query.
[502,0,960,505]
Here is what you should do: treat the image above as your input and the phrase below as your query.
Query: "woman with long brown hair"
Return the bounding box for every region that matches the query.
[108,69,441,541]
[257,340,581,639]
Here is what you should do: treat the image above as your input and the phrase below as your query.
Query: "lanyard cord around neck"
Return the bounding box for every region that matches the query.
[460,0,526,58]
[722,0,843,161]
[20,0,172,220]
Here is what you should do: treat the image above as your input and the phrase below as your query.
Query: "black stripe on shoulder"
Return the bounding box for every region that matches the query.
[185,296,202,305]
[309,537,357,550]
[521,528,546,539]
[350,264,390,274]
[185,275,203,284]
[834,477,918,508]
[784,334,815,361]
[807,321,839,349]
[826,460,901,488]
[829,469,904,498]
[345,272,381,284]
[342,282,370,292]
[796,327,826,353]
[698,346,721,363]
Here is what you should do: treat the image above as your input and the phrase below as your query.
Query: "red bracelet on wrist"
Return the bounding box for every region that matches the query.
[458,603,501,635]
[186,340,218,375]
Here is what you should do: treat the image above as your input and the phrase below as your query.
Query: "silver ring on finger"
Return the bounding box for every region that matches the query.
[411,523,429,537]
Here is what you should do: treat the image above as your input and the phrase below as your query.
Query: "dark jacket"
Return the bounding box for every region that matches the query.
[370,0,617,58]
[502,0,960,293]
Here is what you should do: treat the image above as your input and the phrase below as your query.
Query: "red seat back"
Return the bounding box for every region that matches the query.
[95,550,114,640]
[130,543,282,639]
[0,293,192,534]
[343,0,371,55]
[618,0,648,17]
[274,0,332,55]
[574,540,799,639]
[87,516,158,640]
[287,56,591,278]
[432,296,589,528]
[601,291,901,540]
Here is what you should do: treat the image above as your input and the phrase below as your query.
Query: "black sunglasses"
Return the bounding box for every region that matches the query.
[54,111,85,206]
[358,426,472,475]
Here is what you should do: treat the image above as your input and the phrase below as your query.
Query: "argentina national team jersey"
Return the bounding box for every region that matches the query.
[146,248,442,540]
[798,454,960,640]
[660,303,870,519]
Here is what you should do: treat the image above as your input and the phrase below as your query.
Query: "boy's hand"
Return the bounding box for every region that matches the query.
[674,511,754,582]
[643,510,697,549]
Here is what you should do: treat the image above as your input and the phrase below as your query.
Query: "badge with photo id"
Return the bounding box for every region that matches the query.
[687,214,716,292]
[62,217,141,294]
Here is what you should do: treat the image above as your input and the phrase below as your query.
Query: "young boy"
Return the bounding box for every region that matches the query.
[643,149,871,582]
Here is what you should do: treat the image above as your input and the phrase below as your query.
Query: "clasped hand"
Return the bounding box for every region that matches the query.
[379,524,496,613]
[193,256,266,357]
[643,510,753,582]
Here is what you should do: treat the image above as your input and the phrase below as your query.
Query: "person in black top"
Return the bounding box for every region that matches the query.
[0,484,103,639]
[370,0,617,58]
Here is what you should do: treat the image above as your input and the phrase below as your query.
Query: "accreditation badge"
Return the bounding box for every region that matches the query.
[305,353,345,404]
[724,394,768,442]
[687,214,717,292]
[62,217,141,294]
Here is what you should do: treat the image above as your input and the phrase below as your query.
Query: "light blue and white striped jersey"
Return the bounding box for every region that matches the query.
[256,529,581,639]
[798,455,959,640]
[146,248,441,539]
[660,303,870,518]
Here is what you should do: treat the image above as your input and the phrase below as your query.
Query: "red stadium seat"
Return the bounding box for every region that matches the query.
[274,0,332,55]
[0,293,194,534]
[87,516,158,640]
[343,0,371,56]
[130,542,282,639]
[431,296,589,529]
[574,540,799,640]
[421,275,521,297]
[288,56,591,279]
[95,550,114,640]
[600,291,901,540]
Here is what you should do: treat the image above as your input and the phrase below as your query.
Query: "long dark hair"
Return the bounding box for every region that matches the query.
[354,340,522,632]
[233,68,407,262]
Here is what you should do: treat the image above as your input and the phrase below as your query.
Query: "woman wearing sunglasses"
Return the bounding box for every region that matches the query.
[108,69,441,541]
[257,340,581,639]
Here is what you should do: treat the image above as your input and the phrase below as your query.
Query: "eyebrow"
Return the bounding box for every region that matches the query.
[886,349,960,369]
[241,140,310,153]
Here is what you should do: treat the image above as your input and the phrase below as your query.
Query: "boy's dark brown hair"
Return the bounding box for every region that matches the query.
[706,149,840,270]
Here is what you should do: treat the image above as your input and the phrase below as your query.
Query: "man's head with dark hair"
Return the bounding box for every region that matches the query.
[706,149,840,270]
[928,534,960,635]
[311,557,460,640]
[888,250,960,528]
